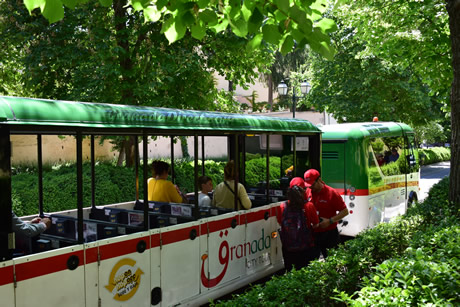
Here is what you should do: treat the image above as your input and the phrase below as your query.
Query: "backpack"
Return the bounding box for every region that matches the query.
[279,202,312,252]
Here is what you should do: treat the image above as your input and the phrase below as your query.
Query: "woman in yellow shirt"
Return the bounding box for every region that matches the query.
[148,161,187,203]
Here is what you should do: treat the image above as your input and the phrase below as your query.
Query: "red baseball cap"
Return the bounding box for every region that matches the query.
[289,177,306,189]
[304,169,320,187]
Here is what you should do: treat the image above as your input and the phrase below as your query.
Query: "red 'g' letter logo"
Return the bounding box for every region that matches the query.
[201,231,230,288]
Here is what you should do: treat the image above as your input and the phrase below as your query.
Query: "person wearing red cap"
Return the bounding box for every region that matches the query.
[276,178,320,271]
[304,169,349,258]
[289,176,312,202]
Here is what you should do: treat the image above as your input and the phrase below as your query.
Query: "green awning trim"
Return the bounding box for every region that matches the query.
[0,96,320,134]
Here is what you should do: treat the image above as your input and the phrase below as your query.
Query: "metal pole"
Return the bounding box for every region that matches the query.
[194,135,199,219]
[0,126,13,261]
[143,133,149,230]
[91,135,96,209]
[76,132,84,244]
[292,93,296,119]
[266,135,270,204]
[134,135,139,200]
[170,136,175,183]
[37,134,44,216]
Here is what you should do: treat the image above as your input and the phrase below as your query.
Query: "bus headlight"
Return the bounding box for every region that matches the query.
[349,195,355,200]
[349,202,355,208]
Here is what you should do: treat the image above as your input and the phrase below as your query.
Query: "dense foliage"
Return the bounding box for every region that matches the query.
[419,147,451,165]
[212,177,459,306]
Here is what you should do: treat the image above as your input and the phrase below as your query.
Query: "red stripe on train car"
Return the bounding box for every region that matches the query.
[0,264,14,286]
[99,236,150,261]
[15,250,84,282]
[335,189,369,196]
[207,216,241,234]
[245,210,269,224]
[161,225,200,246]
[85,246,98,265]
[150,233,161,248]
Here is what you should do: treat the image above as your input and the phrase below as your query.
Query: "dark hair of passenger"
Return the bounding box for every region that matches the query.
[224,160,236,180]
[286,186,305,210]
[198,175,212,187]
[151,160,170,177]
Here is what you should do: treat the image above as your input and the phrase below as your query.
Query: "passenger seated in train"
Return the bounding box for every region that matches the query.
[212,160,252,210]
[198,175,213,207]
[148,161,188,203]
[12,212,51,238]
[12,211,51,255]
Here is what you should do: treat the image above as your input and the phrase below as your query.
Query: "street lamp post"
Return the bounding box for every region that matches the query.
[277,80,311,118]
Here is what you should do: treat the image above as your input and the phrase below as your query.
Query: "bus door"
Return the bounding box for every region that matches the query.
[160,221,201,306]
[321,141,347,193]
[403,133,420,207]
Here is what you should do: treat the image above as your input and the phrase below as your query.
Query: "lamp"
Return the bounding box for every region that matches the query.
[277,80,311,118]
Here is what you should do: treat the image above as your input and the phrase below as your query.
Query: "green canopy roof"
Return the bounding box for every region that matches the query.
[0,96,320,134]
[320,122,413,140]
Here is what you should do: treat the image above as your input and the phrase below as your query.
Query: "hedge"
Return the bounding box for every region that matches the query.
[212,177,459,306]
[419,147,451,165]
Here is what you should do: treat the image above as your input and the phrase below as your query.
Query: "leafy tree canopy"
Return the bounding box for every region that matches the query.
[336,0,452,108]
[21,0,339,59]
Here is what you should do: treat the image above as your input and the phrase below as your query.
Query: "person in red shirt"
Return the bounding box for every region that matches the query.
[304,169,349,258]
[276,178,320,271]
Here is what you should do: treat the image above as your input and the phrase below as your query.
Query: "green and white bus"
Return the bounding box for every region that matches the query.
[320,122,420,237]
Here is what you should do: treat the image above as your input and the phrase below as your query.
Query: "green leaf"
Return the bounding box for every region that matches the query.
[311,0,328,14]
[280,34,294,54]
[144,6,162,22]
[297,17,312,34]
[156,0,169,10]
[199,9,218,25]
[275,0,290,13]
[316,18,338,34]
[99,0,112,8]
[262,24,282,45]
[160,15,174,34]
[191,23,206,39]
[210,18,228,33]
[246,34,263,53]
[131,0,150,11]
[248,7,264,34]
[230,16,248,37]
[42,0,64,23]
[61,0,77,9]
[288,5,308,26]
[197,0,210,9]
[241,3,252,21]
[181,10,196,26]
[165,19,186,43]
[24,0,46,12]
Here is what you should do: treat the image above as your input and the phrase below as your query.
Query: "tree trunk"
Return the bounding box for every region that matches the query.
[447,0,460,205]
[113,0,135,105]
[117,146,125,166]
[124,136,136,167]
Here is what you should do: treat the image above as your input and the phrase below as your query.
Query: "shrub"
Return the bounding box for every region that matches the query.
[418,147,451,165]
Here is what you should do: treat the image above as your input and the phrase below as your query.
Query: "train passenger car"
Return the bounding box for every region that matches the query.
[320,122,420,237]
[0,96,321,306]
